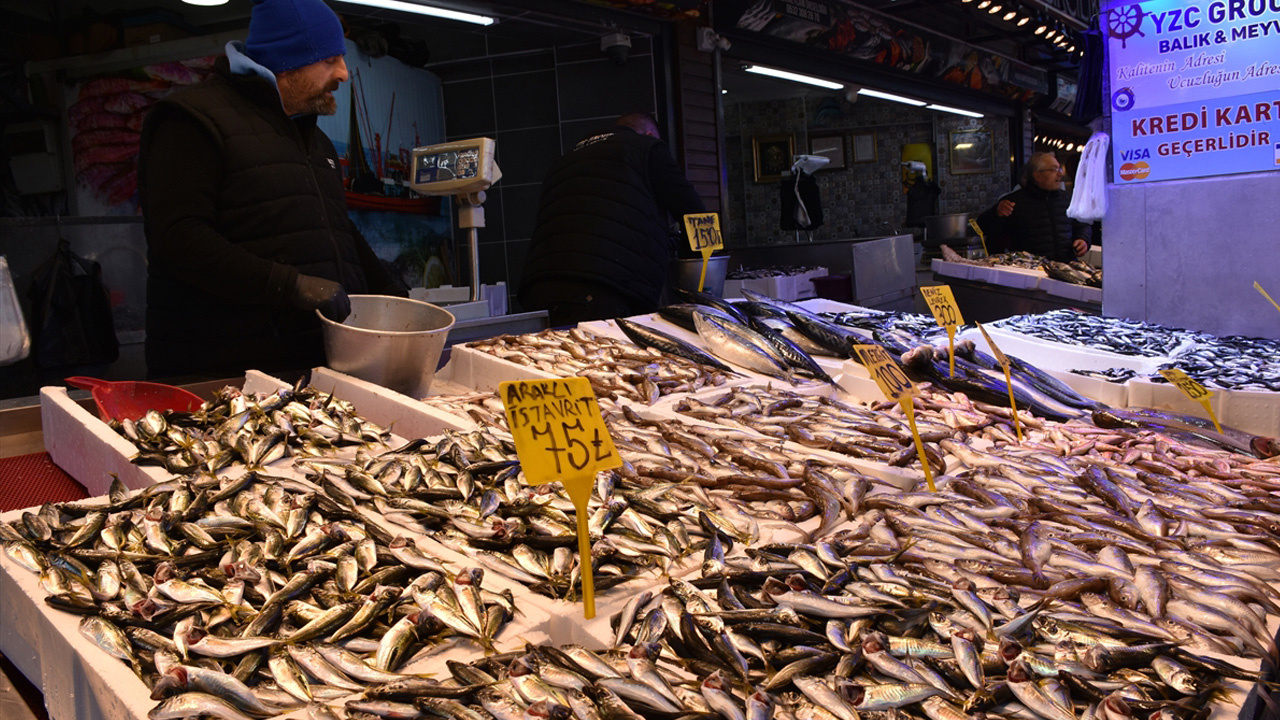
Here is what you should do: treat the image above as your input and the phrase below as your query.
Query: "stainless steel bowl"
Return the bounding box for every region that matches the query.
[672,256,729,297]
[317,295,455,398]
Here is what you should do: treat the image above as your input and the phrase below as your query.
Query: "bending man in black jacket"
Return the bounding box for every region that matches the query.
[138,0,406,377]
[519,112,706,326]
[976,151,1093,262]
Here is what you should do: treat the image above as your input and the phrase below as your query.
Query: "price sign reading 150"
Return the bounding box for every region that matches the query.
[683,213,724,253]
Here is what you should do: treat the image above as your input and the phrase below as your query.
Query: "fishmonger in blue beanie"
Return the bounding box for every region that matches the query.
[245,0,347,75]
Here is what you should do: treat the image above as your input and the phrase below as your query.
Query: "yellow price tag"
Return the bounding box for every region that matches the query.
[683,213,723,292]
[500,377,621,619]
[976,323,1023,442]
[1158,368,1222,433]
[1256,282,1280,315]
[919,285,965,378]
[968,218,989,257]
[851,344,935,492]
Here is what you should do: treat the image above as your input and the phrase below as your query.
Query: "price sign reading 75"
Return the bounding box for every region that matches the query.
[500,377,621,619]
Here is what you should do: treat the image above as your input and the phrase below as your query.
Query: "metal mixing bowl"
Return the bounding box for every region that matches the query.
[317,294,455,398]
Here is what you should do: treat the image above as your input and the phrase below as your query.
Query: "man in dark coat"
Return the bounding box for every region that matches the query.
[519,112,706,326]
[976,151,1093,262]
[138,0,406,377]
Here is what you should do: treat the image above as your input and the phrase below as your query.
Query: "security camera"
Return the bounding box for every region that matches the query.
[601,32,631,66]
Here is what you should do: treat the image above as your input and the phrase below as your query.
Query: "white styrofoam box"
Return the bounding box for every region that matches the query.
[410,282,508,318]
[958,325,1169,375]
[1079,284,1103,304]
[1044,367,1130,408]
[309,366,472,436]
[723,268,829,302]
[433,344,557,393]
[1126,377,1280,439]
[795,298,875,315]
[40,387,170,494]
[1040,277,1101,304]
[1084,246,1103,268]
[931,259,972,280]
[975,266,1044,290]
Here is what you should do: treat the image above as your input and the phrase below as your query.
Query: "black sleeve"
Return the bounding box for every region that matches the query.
[139,108,296,305]
[1071,219,1094,243]
[648,142,706,220]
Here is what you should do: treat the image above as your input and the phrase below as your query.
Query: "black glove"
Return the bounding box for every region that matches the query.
[291,274,351,322]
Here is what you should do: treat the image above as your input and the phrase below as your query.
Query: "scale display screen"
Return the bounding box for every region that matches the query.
[408,137,500,196]
[415,148,480,184]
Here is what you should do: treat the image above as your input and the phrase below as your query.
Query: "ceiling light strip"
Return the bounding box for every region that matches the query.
[926,103,983,117]
[743,65,844,89]
[857,88,927,106]
[334,0,495,25]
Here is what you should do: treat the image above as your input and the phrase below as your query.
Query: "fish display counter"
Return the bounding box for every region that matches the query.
[6,292,1280,720]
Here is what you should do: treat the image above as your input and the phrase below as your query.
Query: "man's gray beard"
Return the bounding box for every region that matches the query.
[309,94,338,115]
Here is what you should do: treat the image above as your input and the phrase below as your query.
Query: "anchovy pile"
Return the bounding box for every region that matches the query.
[465,329,734,404]
[728,265,824,280]
[1159,333,1280,392]
[992,311,1193,358]
[822,310,944,348]
[1,471,517,720]
[111,383,391,476]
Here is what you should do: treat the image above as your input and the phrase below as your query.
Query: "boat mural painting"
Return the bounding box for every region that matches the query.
[318,40,454,289]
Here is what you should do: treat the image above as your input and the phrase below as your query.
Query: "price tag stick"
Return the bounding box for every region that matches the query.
[976,323,1022,442]
[852,344,935,492]
[1159,368,1222,434]
[968,218,989,257]
[683,213,724,294]
[500,378,622,619]
[946,326,956,379]
[920,285,965,379]
[1256,281,1280,315]
[899,398,937,492]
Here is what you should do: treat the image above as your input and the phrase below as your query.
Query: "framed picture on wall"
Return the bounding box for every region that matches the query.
[950,128,993,174]
[808,134,846,170]
[851,132,877,163]
[752,134,795,183]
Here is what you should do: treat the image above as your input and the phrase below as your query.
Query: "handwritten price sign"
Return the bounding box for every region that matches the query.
[920,285,964,377]
[500,377,621,617]
[852,344,935,491]
[683,213,723,292]
[1158,368,1222,433]
[684,213,723,253]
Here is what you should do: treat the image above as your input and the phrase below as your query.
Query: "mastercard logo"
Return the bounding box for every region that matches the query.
[1119,161,1151,181]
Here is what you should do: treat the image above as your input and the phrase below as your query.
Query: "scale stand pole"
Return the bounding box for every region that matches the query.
[457,191,486,303]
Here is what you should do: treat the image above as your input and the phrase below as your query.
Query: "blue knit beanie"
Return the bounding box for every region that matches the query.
[245,0,346,75]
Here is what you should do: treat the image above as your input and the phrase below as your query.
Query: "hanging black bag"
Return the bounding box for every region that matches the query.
[26,239,119,368]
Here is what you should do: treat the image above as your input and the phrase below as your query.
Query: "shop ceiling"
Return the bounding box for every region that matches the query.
[7,0,1091,106]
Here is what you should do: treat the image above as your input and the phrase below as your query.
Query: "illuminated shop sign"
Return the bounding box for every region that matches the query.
[1105,0,1280,183]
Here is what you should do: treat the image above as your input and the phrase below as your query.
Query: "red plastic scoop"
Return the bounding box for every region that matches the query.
[64,376,205,422]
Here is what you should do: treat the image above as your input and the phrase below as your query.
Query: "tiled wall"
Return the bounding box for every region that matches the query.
[724,94,1013,247]
[436,38,657,311]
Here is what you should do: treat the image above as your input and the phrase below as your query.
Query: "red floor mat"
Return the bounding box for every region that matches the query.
[0,453,89,513]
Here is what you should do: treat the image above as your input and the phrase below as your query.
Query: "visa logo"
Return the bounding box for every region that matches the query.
[1120,148,1150,160]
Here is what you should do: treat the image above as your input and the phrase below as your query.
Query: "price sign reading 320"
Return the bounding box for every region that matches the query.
[500,377,621,482]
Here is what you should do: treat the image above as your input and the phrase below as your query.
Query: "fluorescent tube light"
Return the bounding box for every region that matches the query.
[927,103,984,118]
[183,0,228,5]
[743,65,843,89]
[857,88,926,106]
[335,0,495,25]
